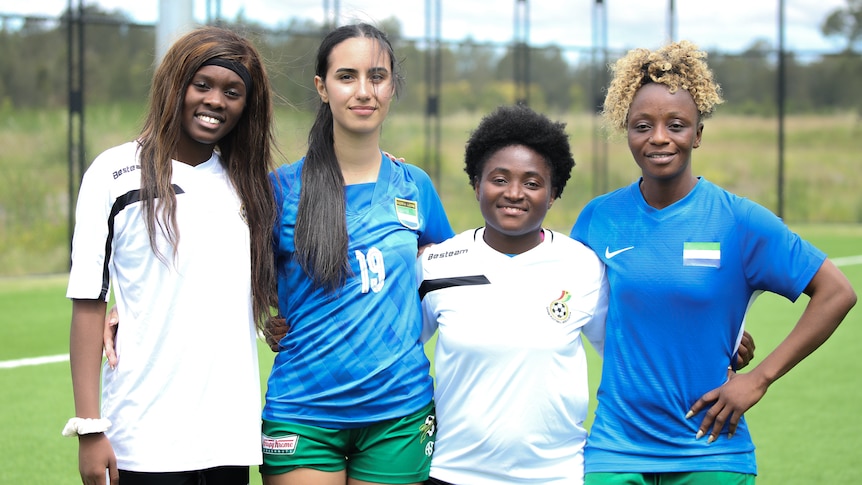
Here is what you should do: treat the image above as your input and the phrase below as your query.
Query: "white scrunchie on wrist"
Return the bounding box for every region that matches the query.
[61,417,112,437]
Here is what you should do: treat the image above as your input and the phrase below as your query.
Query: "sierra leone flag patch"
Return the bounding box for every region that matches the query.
[683,242,721,268]
[395,198,420,229]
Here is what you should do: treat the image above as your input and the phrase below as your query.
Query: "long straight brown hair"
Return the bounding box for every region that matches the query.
[137,26,278,329]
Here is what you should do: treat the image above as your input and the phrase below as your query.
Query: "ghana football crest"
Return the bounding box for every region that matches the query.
[547,290,571,323]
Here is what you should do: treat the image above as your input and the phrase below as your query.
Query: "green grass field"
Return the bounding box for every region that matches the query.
[1,224,860,484]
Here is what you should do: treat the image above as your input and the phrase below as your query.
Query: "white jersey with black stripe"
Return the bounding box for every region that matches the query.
[419,227,608,485]
[67,141,261,471]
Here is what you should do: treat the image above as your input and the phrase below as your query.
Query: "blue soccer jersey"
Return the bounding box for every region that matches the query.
[571,177,825,475]
[264,154,453,428]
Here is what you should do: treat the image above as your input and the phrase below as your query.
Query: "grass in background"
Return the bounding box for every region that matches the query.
[1,225,860,484]
[2,104,862,276]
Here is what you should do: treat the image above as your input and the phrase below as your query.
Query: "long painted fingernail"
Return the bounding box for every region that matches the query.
[685,410,694,419]
[696,430,704,440]
[728,432,734,439]
[707,435,716,444]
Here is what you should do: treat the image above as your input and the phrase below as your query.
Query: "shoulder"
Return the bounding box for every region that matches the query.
[423,230,475,257]
[270,159,303,200]
[421,230,477,267]
[272,158,303,180]
[546,230,603,267]
[697,178,775,224]
[82,141,142,185]
[572,183,635,239]
[393,159,434,186]
[88,141,140,168]
[585,182,635,209]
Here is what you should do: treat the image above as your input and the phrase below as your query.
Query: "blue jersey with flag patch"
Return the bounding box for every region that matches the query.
[264,154,453,428]
[571,177,825,475]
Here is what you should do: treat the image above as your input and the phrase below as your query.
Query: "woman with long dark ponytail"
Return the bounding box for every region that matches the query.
[262,23,453,485]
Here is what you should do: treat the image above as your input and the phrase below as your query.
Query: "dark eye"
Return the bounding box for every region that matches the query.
[225,89,242,98]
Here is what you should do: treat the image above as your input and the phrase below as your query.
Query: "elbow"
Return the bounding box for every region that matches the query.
[834,276,857,318]
[845,284,858,311]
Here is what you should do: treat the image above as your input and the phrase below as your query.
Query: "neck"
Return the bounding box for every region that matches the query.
[333,128,383,185]
[484,228,544,255]
[639,176,697,209]
[174,140,215,167]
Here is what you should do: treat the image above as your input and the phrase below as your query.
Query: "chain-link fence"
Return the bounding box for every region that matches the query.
[1,12,860,276]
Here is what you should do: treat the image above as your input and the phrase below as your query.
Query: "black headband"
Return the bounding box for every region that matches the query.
[201,57,253,96]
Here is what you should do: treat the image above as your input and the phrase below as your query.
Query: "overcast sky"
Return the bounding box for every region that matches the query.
[4,0,850,54]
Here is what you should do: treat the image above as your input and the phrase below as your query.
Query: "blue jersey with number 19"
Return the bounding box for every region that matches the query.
[264,154,453,429]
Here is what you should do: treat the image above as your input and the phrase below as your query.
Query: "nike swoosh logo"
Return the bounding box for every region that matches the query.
[605,246,634,259]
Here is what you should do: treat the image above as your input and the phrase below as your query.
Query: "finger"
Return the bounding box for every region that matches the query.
[736,339,754,369]
[103,306,120,368]
[102,325,118,369]
[418,243,437,257]
[726,407,742,439]
[108,458,119,485]
[696,401,722,442]
[742,330,755,351]
[686,387,718,420]
[707,405,729,443]
[263,316,287,352]
[383,151,404,162]
[266,332,279,352]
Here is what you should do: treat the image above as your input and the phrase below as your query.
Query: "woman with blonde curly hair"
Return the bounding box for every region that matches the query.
[570,41,856,484]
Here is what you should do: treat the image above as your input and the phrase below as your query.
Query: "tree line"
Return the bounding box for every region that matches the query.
[1,4,860,117]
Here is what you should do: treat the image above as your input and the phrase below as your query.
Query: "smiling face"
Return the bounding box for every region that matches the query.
[627,82,703,188]
[475,144,554,255]
[315,37,395,141]
[177,64,247,165]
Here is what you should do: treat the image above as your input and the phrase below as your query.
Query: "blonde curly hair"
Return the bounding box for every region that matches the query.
[602,40,724,132]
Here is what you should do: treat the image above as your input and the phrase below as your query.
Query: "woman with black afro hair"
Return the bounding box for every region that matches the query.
[418,104,609,484]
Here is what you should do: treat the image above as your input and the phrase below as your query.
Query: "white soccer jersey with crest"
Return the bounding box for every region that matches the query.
[67,141,262,472]
[418,228,608,485]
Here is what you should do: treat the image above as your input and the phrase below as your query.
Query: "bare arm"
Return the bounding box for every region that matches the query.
[70,298,119,484]
[689,259,857,442]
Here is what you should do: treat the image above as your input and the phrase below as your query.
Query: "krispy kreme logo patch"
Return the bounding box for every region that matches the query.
[262,434,299,455]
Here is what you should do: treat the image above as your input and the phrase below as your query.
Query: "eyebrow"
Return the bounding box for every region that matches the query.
[194,71,246,90]
[333,66,390,76]
[487,167,547,179]
[629,110,693,121]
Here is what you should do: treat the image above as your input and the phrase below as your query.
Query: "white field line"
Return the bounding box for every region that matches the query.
[2,255,861,370]
[0,353,69,369]
[832,255,862,267]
